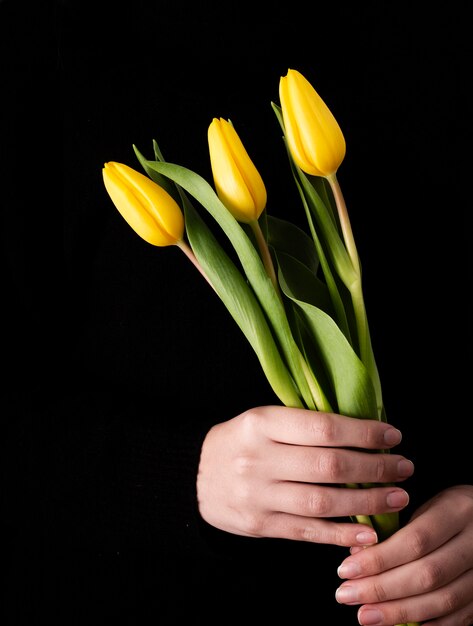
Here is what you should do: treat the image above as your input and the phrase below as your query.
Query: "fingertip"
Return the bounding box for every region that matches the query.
[337,560,362,578]
[383,427,402,446]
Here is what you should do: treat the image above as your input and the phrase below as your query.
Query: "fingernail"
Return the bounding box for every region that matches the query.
[383,427,402,446]
[386,489,409,508]
[337,561,361,578]
[397,459,414,477]
[335,585,360,604]
[358,607,383,625]
[355,530,377,545]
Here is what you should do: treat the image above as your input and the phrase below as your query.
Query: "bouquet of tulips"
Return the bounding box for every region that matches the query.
[103,69,419,626]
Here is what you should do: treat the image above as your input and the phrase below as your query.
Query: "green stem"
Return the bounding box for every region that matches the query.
[298,353,333,412]
[250,219,282,301]
[299,185,353,343]
[325,175,367,362]
[326,174,360,276]
[349,278,383,416]
[177,240,217,292]
[326,174,383,417]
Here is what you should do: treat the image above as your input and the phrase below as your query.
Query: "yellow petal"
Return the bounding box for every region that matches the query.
[103,162,184,246]
[280,69,346,177]
[208,118,266,223]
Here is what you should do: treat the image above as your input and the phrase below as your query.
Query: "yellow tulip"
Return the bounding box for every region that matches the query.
[208,118,267,223]
[279,69,346,177]
[102,162,184,246]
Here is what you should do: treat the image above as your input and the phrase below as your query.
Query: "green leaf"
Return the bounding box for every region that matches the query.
[309,175,339,228]
[266,214,319,275]
[280,277,378,420]
[183,195,304,409]
[292,155,358,289]
[284,164,354,344]
[145,159,324,410]
[286,303,337,410]
[274,250,332,314]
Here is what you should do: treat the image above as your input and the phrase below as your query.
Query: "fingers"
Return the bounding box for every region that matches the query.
[354,569,473,626]
[267,440,414,484]
[334,486,473,625]
[198,406,414,546]
[336,531,472,604]
[246,405,403,450]
[338,486,473,578]
[263,483,409,519]
[240,512,380,547]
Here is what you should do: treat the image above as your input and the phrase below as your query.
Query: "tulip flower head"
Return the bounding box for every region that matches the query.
[279,69,346,177]
[208,117,267,223]
[103,162,184,246]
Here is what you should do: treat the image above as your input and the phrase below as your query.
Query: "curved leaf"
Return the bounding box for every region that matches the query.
[183,196,304,408]
[280,277,378,420]
[266,214,319,274]
[275,250,332,314]
[144,159,328,410]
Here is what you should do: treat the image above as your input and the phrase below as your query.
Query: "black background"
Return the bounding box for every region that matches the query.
[1,1,471,625]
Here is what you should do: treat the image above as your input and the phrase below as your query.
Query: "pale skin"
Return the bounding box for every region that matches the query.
[196,406,473,626]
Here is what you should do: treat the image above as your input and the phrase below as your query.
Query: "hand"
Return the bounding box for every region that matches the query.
[196,405,414,548]
[335,484,473,625]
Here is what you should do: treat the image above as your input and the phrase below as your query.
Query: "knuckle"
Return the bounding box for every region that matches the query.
[438,588,461,615]
[317,449,342,479]
[418,559,445,590]
[360,422,377,448]
[233,454,255,476]
[361,550,386,574]
[359,488,380,515]
[405,526,431,558]
[298,522,355,547]
[311,412,336,442]
[239,407,264,435]
[374,456,387,482]
[303,489,331,516]
[297,520,330,543]
[356,420,385,449]
[395,607,410,625]
[240,511,266,536]
[298,524,322,542]
[371,581,388,602]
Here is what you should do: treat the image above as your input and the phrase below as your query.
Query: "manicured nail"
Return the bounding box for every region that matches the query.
[397,459,414,477]
[335,585,359,604]
[383,427,402,446]
[355,530,377,545]
[358,608,383,625]
[337,561,361,578]
[386,489,409,508]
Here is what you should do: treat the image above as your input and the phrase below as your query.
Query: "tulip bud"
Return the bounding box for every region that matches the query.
[279,69,346,177]
[103,162,184,246]
[208,118,267,223]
